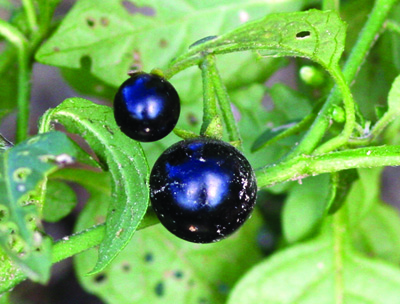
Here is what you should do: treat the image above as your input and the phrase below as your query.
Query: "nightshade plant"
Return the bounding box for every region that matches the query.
[1,0,400,303]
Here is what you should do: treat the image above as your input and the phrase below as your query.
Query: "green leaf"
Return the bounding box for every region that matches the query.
[0,131,78,283]
[39,98,149,274]
[174,9,346,71]
[282,174,331,243]
[343,168,383,226]
[35,0,315,86]
[228,226,400,304]
[268,84,313,120]
[74,187,264,304]
[49,168,111,195]
[230,84,288,169]
[42,180,77,222]
[0,292,10,304]
[60,65,116,101]
[388,74,400,114]
[353,202,400,265]
[326,169,359,214]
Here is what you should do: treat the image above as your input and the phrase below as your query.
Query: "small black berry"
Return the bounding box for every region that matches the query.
[113,72,180,142]
[149,137,257,243]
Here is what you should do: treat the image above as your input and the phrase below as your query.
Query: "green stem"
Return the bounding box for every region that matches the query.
[256,145,400,189]
[199,56,222,138]
[164,56,203,79]
[206,55,242,146]
[348,111,397,146]
[289,0,398,156]
[312,67,356,154]
[22,0,38,33]
[0,20,31,143]
[386,20,400,34]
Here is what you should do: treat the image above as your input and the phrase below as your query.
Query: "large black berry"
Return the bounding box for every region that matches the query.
[149,137,257,243]
[113,72,180,142]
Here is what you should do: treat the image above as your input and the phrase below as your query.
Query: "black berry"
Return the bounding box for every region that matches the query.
[113,72,180,142]
[149,137,257,243]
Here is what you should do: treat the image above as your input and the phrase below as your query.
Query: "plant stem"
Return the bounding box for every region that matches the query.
[0,20,31,143]
[256,145,400,189]
[22,0,38,33]
[312,67,356,154]
[163,56,203,79]
[348,111,397,146]
[386,20,400,34]
[199,56,222,138]
[289,0,398,156]
[206,55,242,146]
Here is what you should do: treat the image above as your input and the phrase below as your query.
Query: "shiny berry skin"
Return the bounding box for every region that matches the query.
[149,137,257,243]
[113,72,180,142]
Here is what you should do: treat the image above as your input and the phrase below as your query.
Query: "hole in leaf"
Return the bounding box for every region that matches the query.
[296,31,311,39]
[122,1,156,16]
[0,206,9,222]
[121,262,131,272]
[154,281,164,297]
[94,273,107,283]
[144,252,153,263]
[174,270,183,279]
[13,167,32,182]
[86,17,96,27]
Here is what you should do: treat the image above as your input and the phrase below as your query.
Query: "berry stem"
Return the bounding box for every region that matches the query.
[288,0,398,156]
[206,55,242,147]
[199,56,223,138]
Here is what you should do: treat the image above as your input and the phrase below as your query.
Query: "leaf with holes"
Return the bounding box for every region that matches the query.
[228,222,400,304]
[0,131,78,283]
[172,9,346,72]
[39,97,149,274]
[35,0,315,87]
[74,187,264,304]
